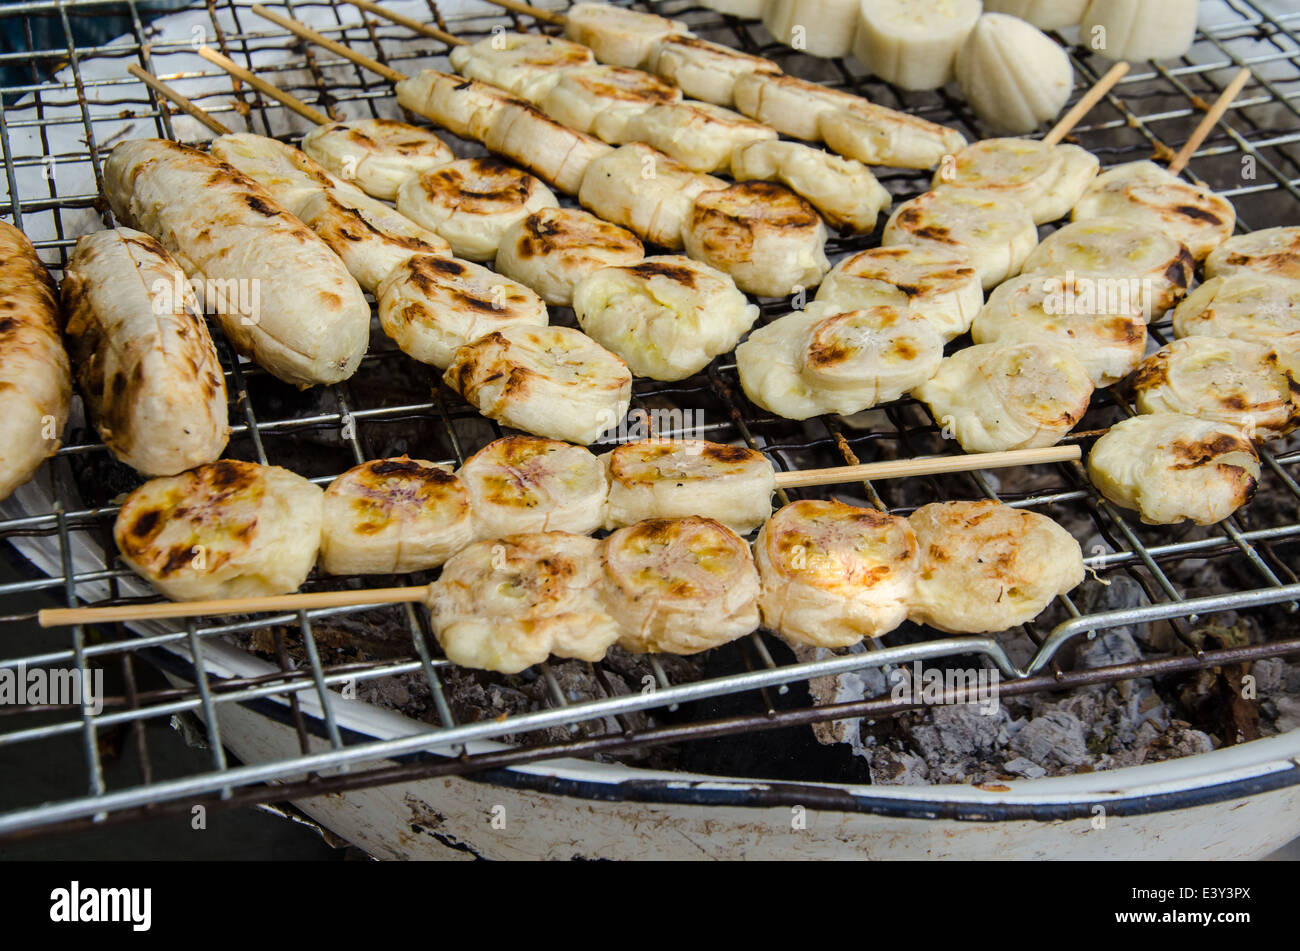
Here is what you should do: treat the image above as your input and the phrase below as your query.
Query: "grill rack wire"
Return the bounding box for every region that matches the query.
[2,0,1300,840]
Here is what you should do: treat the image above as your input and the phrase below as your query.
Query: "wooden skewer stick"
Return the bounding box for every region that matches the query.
[771,445,1079,490]
[480,0,567,26]
[128,64,233,136]
[1167,67,1251,176]
[252,3,407,84]
[197,46,333,126]
[341,0,466,46]
[1043,61,1129,146]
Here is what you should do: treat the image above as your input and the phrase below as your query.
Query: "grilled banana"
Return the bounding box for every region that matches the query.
[854,0,981,91]
[301,118,453,201]
[449,32,594,102]
[607,100,776,173]
[1171,273,1300,347]
[457,436,608,539]
[955,13,1075,133]
[936,138,1099,224]
[819,100,969,170]
[601,439,775,535]
[814,246,983,342]
[647,35,779,107]
[541,64,681,139]
[914,342,1095,452]
[731,140,891,235]
[319,457,473,575]
[1205,226,1300,281]
[683,181,830,298]
[599,517,761,654]
[483,98,614,194]
[763,0,859,58]
[113,460,323,601]
[207,132,339,216]
[755,499,919,647]
[444,325,633,445]
[573,255,759,381]
[732,72,864,143]
[563,1,690,69]
[376,253,547,370]
[395,157,558,262]
[394,70,522,142]
[1081,0,1198,62]
[737,302,945,420]
[495,206,645,307]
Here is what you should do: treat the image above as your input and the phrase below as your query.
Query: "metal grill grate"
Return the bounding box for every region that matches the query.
[2,0,1300,840]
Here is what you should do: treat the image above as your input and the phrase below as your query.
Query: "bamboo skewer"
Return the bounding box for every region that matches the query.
[253,3,406,83]
[341,0,466,46]
[129,64,232,136]
[1043,61,1129,146]
[1167,67,1251,176]
[480,0,566,26]
[197,46,333,126]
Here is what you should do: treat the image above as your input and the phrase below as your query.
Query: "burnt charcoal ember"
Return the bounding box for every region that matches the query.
[898,702,1007,783]
[1008,707,1090,767]
[868,747,930,785]
[1002,756,1046,779]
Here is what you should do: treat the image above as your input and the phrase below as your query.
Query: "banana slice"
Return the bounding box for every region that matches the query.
[394,70,521,141]
[427,532,619,673]
[971,272,1147,387]
[854,0,981,91]
[495,206,645,307]
[914,342,1094,452]
[296,187,451,292]
[563,1,690,68]
[444,325,632,445]
[1205,226,1300,281]
[701,0,767,14]
[573,255,759,380]
[114,461,323,601]
[936,139,1099,225]
[730,140,891,235]
[955,13,1075,134]
[578,143,727,250]
[647,35,780,107]
[484,98,613,194]
[1020,217,1194,317]
[908,500,1084,634]
[395,157,558,262]
[300,118,453,201]
[541,64,681,139]
[737,302,945,420]
[1088,414,1259,526]
[1072,161,1236,261]
[883,186,1038,290]
[1081,0,1198,62]
[763,0,859,58]
[608,101,776,173]
[376,254,548,369]
[983,0,1089,29]
[207,132,339,216]
[599,517,761,654]
[814,246,983,342]
[601,439,775,535]
[458,436,608,539]
[732,72,865,142]
[1132,337,1300,442]
[756,499,919,647]
[1172,273,1300,347]
[820,102,969,170]
[683,181,830,298]
[319,457,473,575]
[448,32,594,102]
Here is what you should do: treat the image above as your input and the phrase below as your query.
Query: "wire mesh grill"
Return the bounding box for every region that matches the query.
[2,0,1300,840]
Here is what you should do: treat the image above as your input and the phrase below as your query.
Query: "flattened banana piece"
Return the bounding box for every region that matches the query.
[1171,273,1300,347]
[207,132,339,216]
[884,186,1038,290]
[444,325,632,445]
[377,254,547,369]
[319,457,472,575]
[1081,0,1198,62]
[732,72,864,142]
[301,118,453,201]
[448,32,594,102]
[955,14,1074,134]
[484,99,613,194]
[458,436,608,539]
[601,439,775,535]
[1132,337,1300,442]
[755,499,919,647]
[578,144,726,250]
[395,157,558,262]
[647,35,779,107]
[563,1,690,68]
[496,207,644,307]
[763,0,858,58]
[599,517,760,654]
[610,101,776,173]
[395,70,521,141]
[970,272,1147,387]
[1020,216,1194,317]
[983,0,1089,29]
[908,500,1084,634]
[854,0,981,91]
[1072,161,1236,261]
[574,255,759,381]
[814,245,983,342]
[683,181,830,298]
[541,64,681,139]
[913,342,1094,452]
[820,102,968,170]
[1205,226,1300,281]
[731,140,891,235]
[737,303,945,420]
[297,188,451,292]
[0,221,69,501]
[1087,414,1259,526]
[113,460,323,601]
[62,228,228,477]
[936,138,1099,225]
[428,532,619,673]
